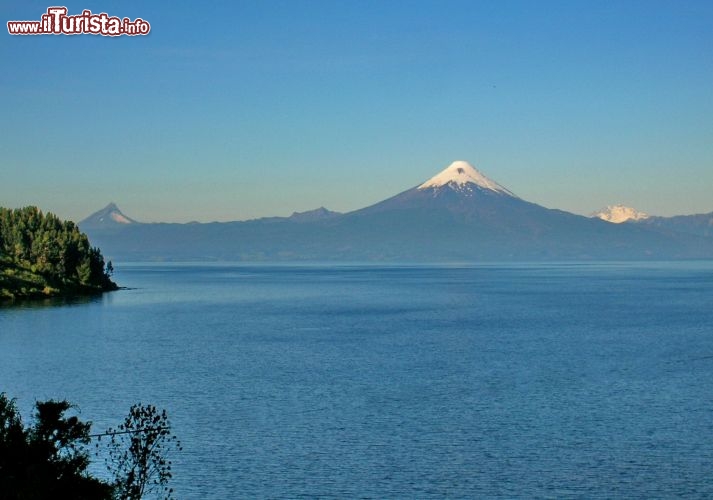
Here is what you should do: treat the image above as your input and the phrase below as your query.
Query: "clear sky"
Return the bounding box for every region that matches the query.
[2,0,712,222]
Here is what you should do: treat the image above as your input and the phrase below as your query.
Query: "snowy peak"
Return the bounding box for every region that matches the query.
[104,203,134,224]
[79,203,137,228]
[418,161,516,197]
[591,205,649,224]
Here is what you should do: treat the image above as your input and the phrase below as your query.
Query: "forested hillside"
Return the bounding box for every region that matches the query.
[0,206,117,300]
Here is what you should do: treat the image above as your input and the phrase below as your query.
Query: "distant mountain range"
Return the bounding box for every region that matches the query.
[80,161,713,262]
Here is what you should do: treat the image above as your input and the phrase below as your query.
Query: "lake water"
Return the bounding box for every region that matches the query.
[2,262,713,498]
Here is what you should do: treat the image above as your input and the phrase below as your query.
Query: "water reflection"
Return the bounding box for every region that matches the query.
[0,292,107,310]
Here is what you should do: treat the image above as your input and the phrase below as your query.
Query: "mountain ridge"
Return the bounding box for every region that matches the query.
[78,161,713,262]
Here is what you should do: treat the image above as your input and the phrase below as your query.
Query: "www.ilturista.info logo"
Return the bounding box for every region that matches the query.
[7,7,150,36]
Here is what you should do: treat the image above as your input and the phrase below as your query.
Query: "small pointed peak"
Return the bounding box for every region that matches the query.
[418,160,516,197]
[80,202,137,227]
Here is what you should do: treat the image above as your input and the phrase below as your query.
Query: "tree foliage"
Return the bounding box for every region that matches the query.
[0,206,116,297]
[0,393,113,499]
[102,404,182,500]
[0,395,181,500]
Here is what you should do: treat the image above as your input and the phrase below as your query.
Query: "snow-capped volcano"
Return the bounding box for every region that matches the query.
[418,160,516,197]
[351,159,528,219]
[591,205,649,223]
[79,202,137,229]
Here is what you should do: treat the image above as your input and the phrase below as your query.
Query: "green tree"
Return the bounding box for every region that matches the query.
[0,206,117,298]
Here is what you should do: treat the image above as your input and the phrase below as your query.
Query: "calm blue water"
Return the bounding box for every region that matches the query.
[1,262,713,498]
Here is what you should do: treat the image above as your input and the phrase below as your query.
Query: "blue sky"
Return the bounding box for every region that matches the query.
[2,1,712,222]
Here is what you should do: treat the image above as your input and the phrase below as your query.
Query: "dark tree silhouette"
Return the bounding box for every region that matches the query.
[2,394,183,499]
[0,393,113,499]
[103,404,182,500]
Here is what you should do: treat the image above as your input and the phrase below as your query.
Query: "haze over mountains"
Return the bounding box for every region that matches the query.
[80,161,713,262]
